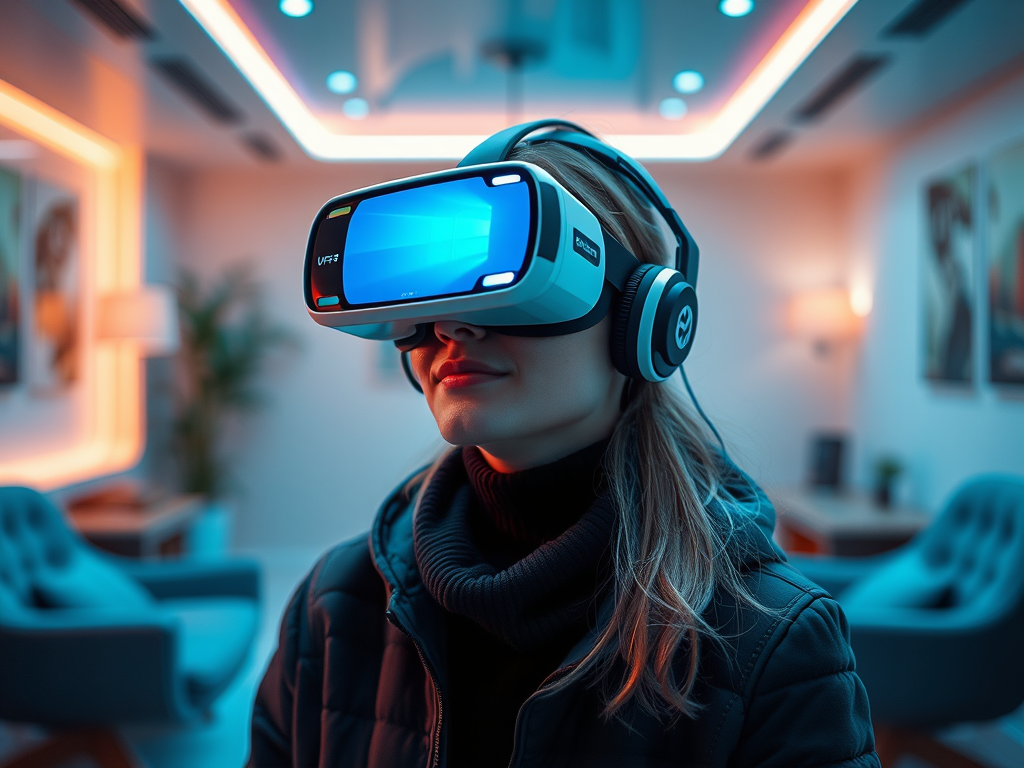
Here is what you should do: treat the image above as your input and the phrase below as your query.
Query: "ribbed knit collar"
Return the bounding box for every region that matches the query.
[462,440,609,555]
[413,441,615,652]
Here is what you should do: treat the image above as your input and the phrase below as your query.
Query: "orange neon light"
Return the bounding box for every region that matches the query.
[178,0,858,161]
[0,78,144,490]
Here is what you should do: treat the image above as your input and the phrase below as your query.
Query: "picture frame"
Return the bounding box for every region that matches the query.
[922,164,975,384]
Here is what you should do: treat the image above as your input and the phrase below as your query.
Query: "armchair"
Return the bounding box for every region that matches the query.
[791,475,1024,767]
[0,486,261,768]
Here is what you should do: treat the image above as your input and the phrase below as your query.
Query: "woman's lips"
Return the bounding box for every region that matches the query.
[434,358,507,389]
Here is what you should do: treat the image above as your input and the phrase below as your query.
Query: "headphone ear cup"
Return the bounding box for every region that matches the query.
[609,264,657,379]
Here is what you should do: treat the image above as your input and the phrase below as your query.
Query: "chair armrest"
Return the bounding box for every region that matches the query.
[0,611,196,725]
[847,610,1024,726]
[111,557,261,601]
[786,553,894,597]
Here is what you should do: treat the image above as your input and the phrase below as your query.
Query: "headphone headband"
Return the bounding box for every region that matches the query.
[458,120,699,287]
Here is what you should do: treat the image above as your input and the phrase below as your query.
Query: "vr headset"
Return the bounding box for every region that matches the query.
[303,119,700,383]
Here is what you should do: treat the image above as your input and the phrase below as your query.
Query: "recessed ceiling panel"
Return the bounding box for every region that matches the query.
[180,0,862,159]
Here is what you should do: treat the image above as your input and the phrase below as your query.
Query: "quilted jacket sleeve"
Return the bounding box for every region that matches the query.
[248,571,311,768]
[730,596,880,768]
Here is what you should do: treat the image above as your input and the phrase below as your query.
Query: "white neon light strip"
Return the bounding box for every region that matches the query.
[482,272,516,287]
[178,0,858,161]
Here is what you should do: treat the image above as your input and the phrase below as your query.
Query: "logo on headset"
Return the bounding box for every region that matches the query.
[676,305,693,349]
[318,253,339,266]
[572,229,601,266]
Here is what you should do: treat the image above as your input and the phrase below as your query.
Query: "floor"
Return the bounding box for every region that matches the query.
[1,546,1023,768]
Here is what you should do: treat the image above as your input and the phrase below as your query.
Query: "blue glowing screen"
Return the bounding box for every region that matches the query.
[342,176,531,306]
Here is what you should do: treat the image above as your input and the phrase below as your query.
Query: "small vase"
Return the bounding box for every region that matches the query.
[187,500,234,559]
[874,483,892,509]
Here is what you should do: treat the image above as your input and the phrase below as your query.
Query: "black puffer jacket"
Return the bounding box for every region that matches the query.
[250,471,879,768]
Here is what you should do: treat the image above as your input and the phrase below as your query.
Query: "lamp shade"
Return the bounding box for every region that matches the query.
[97,286,179,356]
[787,288,861,342]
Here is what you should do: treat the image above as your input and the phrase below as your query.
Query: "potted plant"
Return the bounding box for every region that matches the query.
[173,265,296,557]
[873,455,903,509]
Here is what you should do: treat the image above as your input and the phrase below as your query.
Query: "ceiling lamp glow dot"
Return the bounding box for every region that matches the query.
[719,0,754,17]
[343,98,369,120]
[659,97,687,120]
[673,70,704,94]
[326,70,357,94]
[279,0,312,18]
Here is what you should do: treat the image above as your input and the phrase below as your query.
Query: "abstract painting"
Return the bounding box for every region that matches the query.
[988,140,1024,384]
[0,166,20,385]
[923,165,975,383]
[30,179,79,392]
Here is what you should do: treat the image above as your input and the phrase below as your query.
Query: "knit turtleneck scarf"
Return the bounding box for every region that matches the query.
[413,439,615,653]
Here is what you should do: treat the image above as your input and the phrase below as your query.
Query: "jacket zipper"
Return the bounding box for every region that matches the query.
[507,663,579,768]
[386,606,444,767]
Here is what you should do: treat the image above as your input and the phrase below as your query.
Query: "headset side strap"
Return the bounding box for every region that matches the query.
[602,227,642,291]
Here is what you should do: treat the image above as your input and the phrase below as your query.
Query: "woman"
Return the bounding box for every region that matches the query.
[250,137,878,768]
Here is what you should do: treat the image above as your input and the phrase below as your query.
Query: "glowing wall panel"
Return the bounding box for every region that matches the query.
[0,77,145,489]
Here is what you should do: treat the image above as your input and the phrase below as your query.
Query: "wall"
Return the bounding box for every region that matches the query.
[849,67,1024,512]
[139,159,190,488]
[175,161,854,548]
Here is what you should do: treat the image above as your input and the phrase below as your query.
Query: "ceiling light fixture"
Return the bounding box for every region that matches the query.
[326,70,357,94]
[673,70,704,94]
[342,97,369,120]
[278,0,311,18]
[720,0,755,18]
[178,0,858,160]
[659,98,687,120]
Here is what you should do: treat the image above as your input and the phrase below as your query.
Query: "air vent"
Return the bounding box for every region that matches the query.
[793,54,890,122]
[242,133,281,162]
[750,131,793,161]
[151,58,243,124]
[70,0,154,40]
[884,0,975,38]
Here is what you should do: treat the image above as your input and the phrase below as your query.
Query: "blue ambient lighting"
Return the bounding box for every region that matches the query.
[326,70,357,94]
[673,70,704,94]
[659,97,687,120]
[279,0,313,18]
[343,98,369,120]
[342,176,530,305]
[719,0,754,17]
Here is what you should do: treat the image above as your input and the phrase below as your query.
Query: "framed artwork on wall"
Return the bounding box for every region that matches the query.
[29,178,79,393]
[0,165,20,385]
[923,164,975,383]
[987,139,1024,385]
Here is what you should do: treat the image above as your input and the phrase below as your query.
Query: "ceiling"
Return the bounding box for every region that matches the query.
[23,0,1024,168]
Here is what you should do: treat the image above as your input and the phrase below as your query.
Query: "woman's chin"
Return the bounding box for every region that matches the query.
[436,410,521,449]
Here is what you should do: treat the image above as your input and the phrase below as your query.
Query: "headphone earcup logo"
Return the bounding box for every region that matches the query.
[675,305,693,350]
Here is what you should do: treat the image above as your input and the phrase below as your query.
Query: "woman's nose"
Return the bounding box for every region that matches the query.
[434,320,487,343]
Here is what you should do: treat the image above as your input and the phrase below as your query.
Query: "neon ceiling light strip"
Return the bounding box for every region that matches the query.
[179,0,858,161]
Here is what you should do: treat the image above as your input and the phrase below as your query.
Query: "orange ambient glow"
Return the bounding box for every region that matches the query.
[0,77,145,490]
[788,288,863,344]
[178,0,859,161]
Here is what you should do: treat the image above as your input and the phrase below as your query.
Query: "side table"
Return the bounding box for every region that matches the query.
[769,487,931,556]
[67,495,204,559]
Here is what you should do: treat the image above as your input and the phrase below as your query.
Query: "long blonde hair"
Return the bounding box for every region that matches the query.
[414,139,765,722]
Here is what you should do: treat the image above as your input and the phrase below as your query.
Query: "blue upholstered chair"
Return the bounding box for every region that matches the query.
[0,486,260,768]
[791,475,1024,767]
